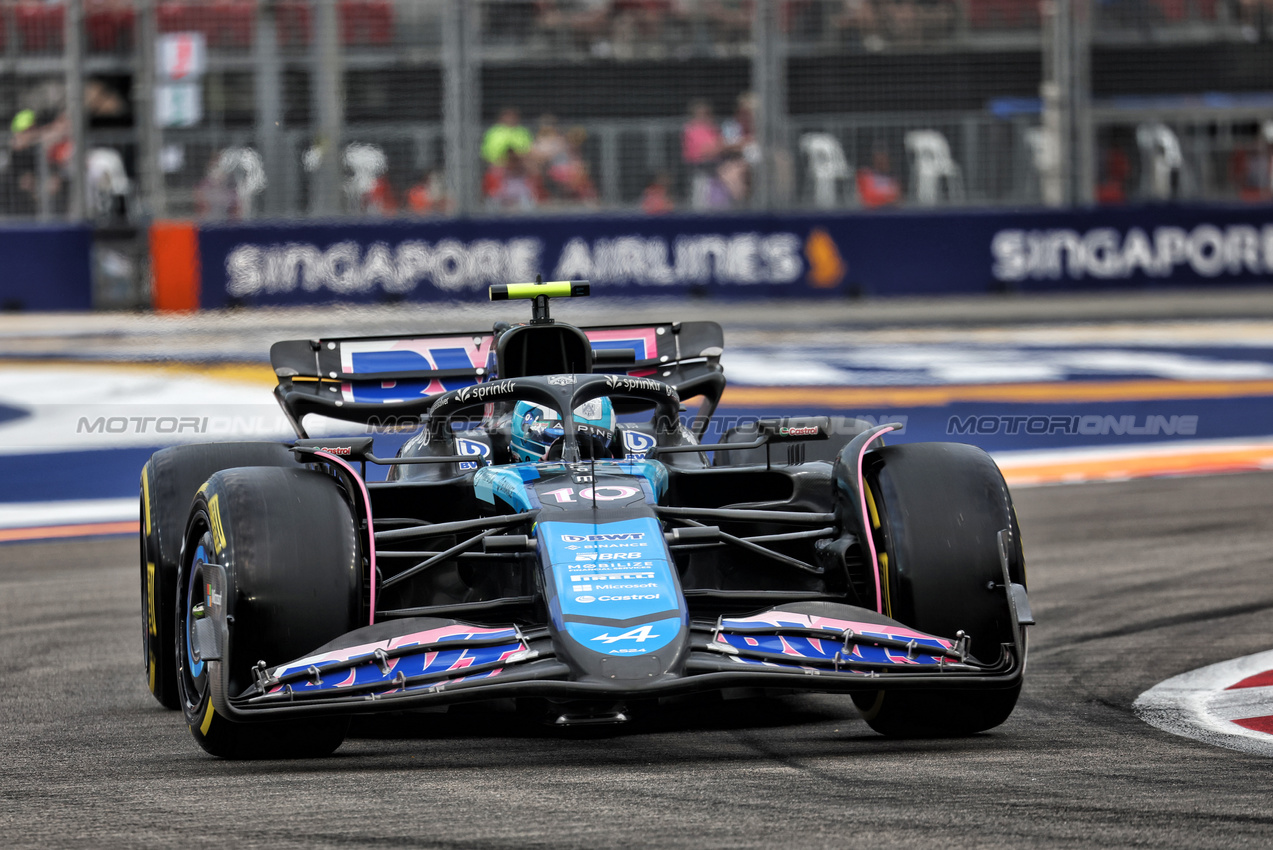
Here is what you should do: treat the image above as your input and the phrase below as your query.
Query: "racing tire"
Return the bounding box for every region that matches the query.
[175,466,359,759]
[141,442,302,709]
[850,442,1026,738]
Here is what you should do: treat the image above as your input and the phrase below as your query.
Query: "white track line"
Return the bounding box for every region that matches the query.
[0,498,138,530]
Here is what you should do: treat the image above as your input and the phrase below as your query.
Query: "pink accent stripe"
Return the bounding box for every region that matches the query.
[584,327,660,361]
[857,424,901,614]
[723,612,954,647]
[313,450,379,626]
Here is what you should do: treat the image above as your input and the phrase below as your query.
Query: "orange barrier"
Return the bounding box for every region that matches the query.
[723,379,1273,408]
[149,219,200,312]
[0,520,139,544]
[1000,444,1273,487]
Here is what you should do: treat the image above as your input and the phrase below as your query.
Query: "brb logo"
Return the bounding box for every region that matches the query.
[455,438,491,471]
[622,430,657,459]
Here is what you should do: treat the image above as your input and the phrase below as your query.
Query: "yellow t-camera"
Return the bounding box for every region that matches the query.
[489,280,590,301]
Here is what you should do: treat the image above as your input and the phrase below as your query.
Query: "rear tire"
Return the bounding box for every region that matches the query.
[175,466,360,759]
[850,442,1026,737]
[140,443,302,709]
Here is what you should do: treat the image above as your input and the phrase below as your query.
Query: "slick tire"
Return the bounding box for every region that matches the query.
[140,443,302,709]
[176,466,359,759]
[850,442,1027,738]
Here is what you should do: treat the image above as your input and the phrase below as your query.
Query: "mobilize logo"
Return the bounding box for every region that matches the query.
[561,532,645,543]
[591,624,661,644]
[570,561,655,573]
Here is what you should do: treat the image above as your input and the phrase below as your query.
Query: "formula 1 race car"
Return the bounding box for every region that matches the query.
[140,280,1032,759]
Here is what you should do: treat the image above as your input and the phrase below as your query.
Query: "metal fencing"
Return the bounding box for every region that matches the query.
[0,0,1270,224]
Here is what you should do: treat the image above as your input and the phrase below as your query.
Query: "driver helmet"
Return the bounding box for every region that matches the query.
[510,398,616,462]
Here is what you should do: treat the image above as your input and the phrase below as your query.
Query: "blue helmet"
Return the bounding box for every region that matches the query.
[510,398,616,462]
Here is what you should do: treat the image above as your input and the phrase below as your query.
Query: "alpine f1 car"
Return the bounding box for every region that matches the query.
[140,280,1033,759]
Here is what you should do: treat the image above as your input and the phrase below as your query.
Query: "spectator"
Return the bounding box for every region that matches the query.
[856,148,901,207]
[486,151,541,211]
[544,126,598,204]
[834,0,884,51]
[641,170,675,214]
[611,1,676,56]
[1230,122,1273,202]
[682,98,723,209]
[703,0,753,46]
[482,107,533,167]
[407,168,450,214]
[720,91,760,202]
[530,113,569,191]
[364,174,398,216]
[716,153,750,207]
[536,1,612,54]
[721,92,758,159]
[195,151,240,219]
[1096,145,1131,205]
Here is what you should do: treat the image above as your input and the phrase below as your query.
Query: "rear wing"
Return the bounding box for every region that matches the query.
[270,321,725,437]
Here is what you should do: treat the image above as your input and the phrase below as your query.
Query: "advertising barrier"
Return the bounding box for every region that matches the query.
[0,226,93,311]
[181,204,1273,308]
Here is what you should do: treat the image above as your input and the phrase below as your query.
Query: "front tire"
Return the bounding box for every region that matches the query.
[141,442,302,709]
[176,466,360,759]
[850,442,1026,737]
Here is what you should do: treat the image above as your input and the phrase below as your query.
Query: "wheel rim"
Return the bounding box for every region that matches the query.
[179,534,212,708]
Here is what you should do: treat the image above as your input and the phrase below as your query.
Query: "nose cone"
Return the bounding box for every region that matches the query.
[536,516,689,682]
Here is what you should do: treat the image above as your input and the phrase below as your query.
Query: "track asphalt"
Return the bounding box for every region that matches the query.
[2,290,1273,846]
[3,472,1273,847]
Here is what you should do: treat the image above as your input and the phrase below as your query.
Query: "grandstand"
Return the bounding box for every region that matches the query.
[1,0,1270,226]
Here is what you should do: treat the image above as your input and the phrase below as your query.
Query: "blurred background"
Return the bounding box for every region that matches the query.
[0,0,1271,310]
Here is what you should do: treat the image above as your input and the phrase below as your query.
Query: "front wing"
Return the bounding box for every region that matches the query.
[199,603,1026,722]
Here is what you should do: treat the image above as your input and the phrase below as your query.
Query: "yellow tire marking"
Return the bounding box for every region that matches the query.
[200,700,216,736]
[208,492,226,554]
[141,463,152,536]
[879,552,892,619]
[148,652,157,693]
[864,483,881,530]
[147,562,158,637]
[865,483,891,616]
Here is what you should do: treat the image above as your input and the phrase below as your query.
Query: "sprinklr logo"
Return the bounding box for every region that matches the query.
[603,374,676,398]
[455,381,517,403]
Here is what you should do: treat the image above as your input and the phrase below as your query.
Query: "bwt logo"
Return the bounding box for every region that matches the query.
[949,414,1198,436]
